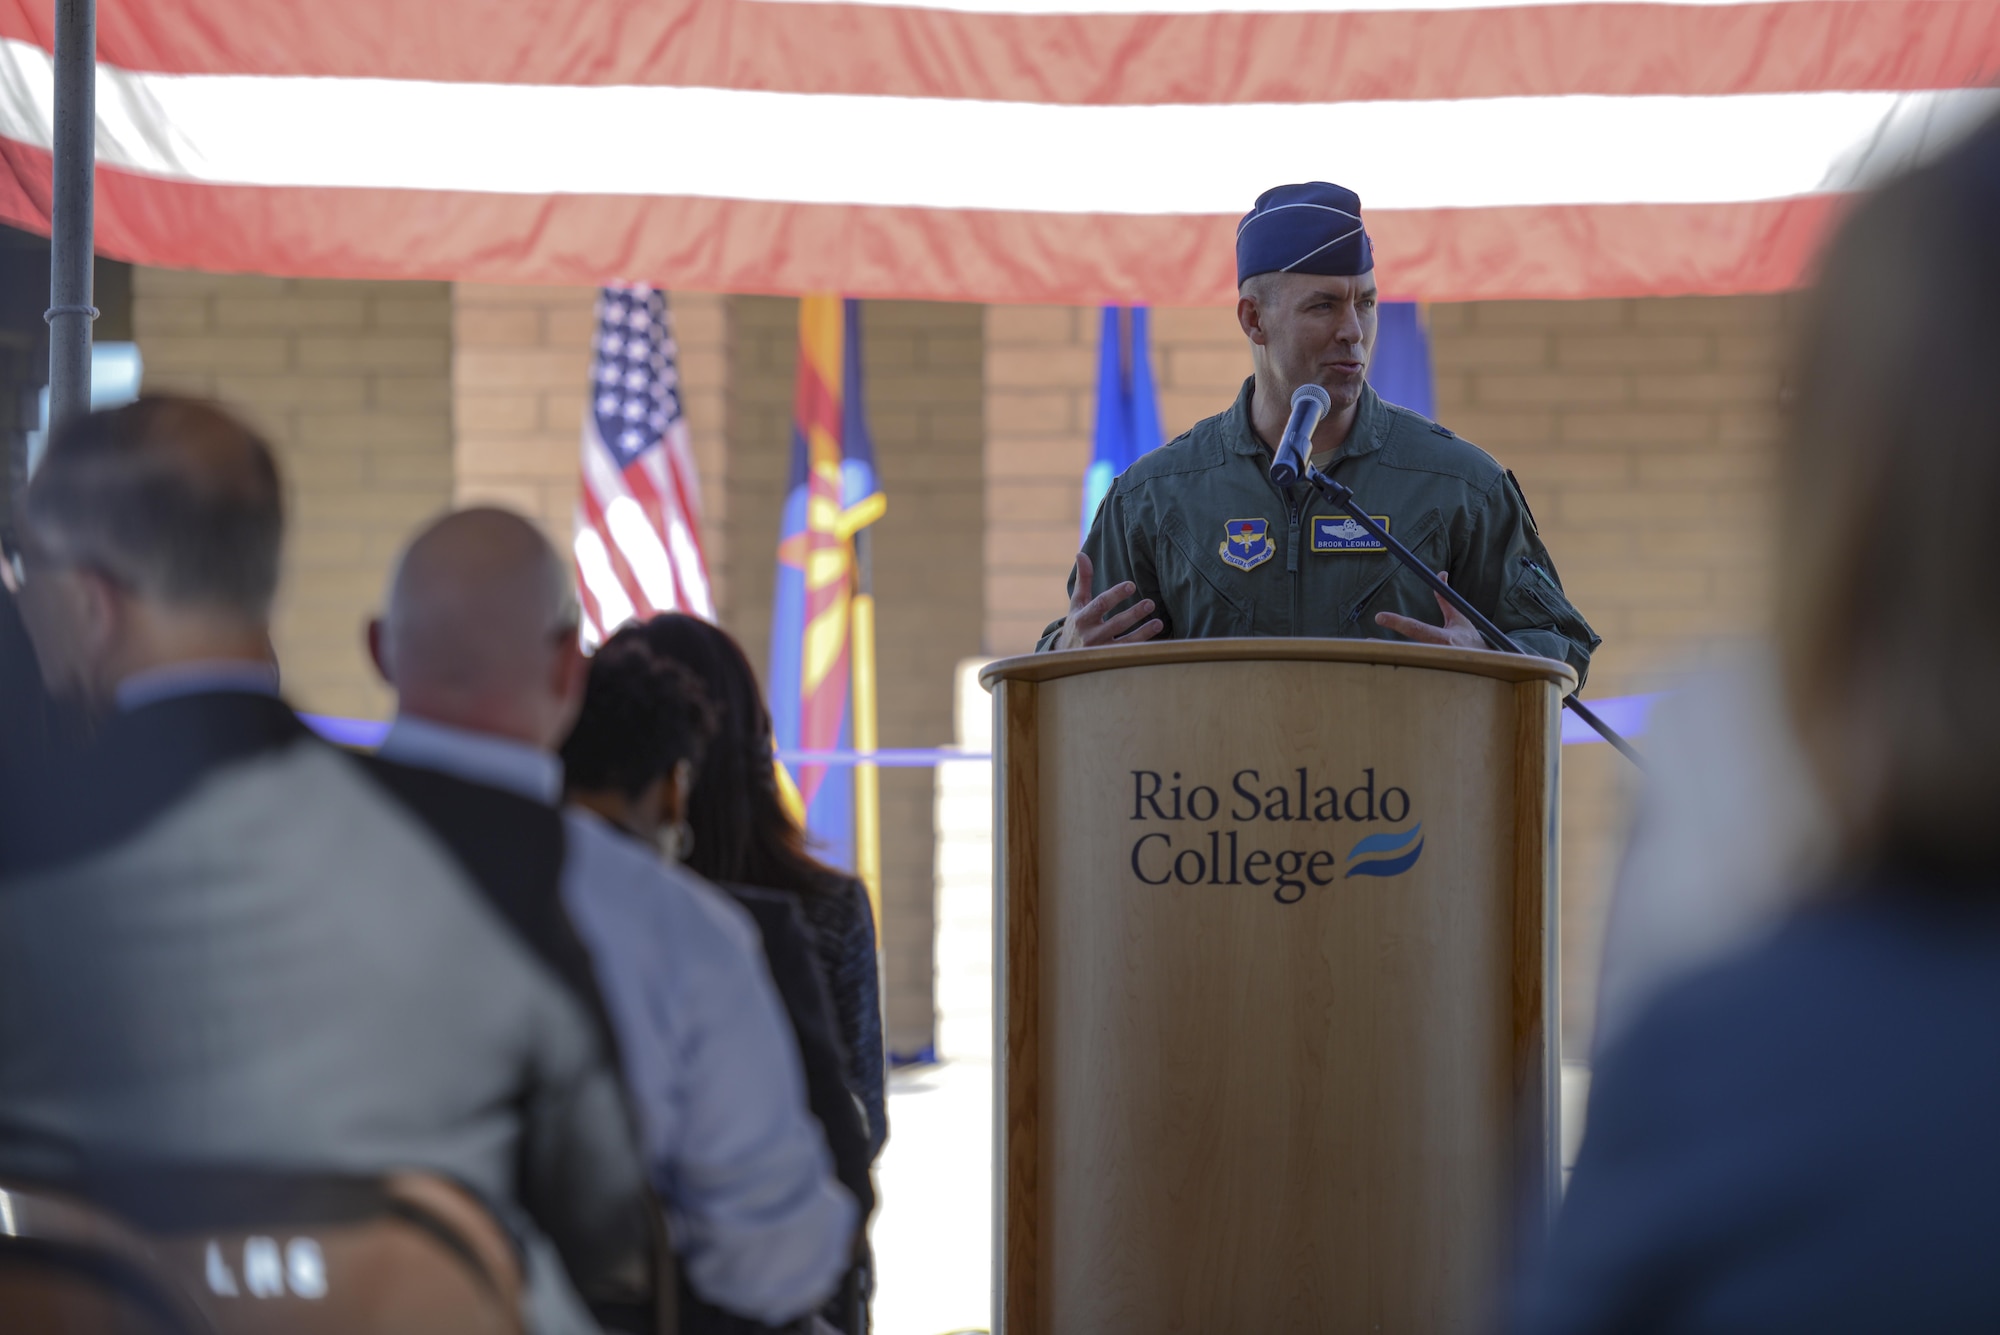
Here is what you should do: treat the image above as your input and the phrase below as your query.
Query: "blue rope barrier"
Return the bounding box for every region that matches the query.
[304,694,1658,760]
[779,748,990,766]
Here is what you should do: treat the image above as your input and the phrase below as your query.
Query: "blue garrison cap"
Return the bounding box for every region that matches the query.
[1236,182,1374,285]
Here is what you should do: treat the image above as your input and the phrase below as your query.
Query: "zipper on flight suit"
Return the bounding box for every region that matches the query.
[1344,568,1398,629]
[1258,443,1307,631]
[1272,477,1303,632]
[1517,556,1570,623]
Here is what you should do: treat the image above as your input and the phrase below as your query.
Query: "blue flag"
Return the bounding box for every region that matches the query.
[1081,306,1163,542]
[1369,302,1435,419]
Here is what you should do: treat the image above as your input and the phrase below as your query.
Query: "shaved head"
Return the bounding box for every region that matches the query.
[373,508,584,747]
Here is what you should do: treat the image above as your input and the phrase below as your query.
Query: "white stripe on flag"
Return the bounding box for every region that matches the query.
[604,494,682,613]
[574,526,638,635]
[580,466,651,619]
[0,40,1992,214]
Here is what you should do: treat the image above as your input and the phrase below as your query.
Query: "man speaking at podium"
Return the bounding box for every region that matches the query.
[1036,182,1599,685]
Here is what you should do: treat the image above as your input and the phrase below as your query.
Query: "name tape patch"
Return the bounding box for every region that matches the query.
[1311,514,1390,552]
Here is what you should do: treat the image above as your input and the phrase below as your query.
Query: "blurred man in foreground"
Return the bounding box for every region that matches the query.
[0,398,650,1334]
[369,508,858,1330]
[1516,113,2000,1333]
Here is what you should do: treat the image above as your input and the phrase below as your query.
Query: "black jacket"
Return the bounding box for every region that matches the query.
[676,883,874,1335]
[1517,892,2000,1334]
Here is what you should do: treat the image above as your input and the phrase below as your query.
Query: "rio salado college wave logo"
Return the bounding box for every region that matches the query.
[1344,823,1424,878]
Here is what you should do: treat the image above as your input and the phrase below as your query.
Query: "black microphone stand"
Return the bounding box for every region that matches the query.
[1300,463,1644,768]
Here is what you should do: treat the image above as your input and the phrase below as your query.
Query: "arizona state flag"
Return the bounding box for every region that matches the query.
[770,296,885,872]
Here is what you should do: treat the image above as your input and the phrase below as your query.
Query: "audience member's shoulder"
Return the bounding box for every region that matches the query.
[353,749,568,904]
[796,868,870,927]
[559,810,760,951]
[8,696,320,876]
[1594,897,1938,1100]
[9,736,433,893]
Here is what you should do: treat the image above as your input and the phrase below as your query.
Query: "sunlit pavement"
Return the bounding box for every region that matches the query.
[870,1057,993,1335]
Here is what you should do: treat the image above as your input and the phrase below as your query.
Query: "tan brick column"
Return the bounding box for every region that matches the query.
[131,271,454,721]
[1431,294,1795,1049]
[981,306,1093,656]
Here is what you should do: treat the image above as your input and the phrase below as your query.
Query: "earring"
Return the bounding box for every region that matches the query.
[657,820,695,863]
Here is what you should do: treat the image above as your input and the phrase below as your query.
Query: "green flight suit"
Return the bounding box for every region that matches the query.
[1037,378,1601,687]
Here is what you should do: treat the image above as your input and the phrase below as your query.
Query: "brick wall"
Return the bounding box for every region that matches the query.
[979,295,1793,1053]
[131,271,455,720]
[728,296,987,1057]
[451,285,730,614]
[1429,295,1794,1048]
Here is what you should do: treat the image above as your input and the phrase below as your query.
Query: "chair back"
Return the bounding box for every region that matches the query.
[6,1168,526,1335]
[0,1179,217,1334]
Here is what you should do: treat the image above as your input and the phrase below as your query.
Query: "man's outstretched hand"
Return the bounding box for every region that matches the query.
[1374,572,1486,649]
[1053,552,1164,651]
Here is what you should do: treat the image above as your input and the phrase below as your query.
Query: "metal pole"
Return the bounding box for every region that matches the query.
[46,0,98,434]
[850,524,884,937]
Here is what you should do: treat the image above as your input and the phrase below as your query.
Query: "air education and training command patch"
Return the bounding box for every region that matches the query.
[1311,514,1390,552]
[1219,518,1275,571]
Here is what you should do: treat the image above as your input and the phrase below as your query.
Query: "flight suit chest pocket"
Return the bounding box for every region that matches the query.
[1156,510,1255,637]
[1327,509,1446,629]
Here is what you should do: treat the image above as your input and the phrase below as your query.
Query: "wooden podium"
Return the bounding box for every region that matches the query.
[981,638,1577,1333]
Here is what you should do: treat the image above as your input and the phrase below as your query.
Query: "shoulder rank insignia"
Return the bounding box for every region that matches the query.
[1219,518,1274,571]
[1312,514,1390,552]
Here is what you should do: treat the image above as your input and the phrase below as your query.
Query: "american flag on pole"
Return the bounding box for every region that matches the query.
[572,284,713,648]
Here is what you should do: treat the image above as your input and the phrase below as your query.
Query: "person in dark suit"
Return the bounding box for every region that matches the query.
[0,578,85,856]
[1513,112,2000,1335]
[634,614,888,1167]
[1,397,653,1334]
[562,632,875,1335]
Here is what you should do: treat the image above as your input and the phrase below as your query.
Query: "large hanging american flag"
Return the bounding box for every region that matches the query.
[0,2,1996,303]
[572,284,713,647]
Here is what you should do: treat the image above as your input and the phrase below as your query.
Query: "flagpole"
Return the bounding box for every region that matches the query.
[46,0,98,433]
[850,526,883,936]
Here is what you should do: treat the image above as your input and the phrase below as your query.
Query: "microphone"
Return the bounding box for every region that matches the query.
[1269,383,1332,488]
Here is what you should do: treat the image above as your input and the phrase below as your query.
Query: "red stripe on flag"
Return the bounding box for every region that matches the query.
[617,456,696,616]
[661,431,710,569]
[0,142,1843,302]
[5,0,1993,102]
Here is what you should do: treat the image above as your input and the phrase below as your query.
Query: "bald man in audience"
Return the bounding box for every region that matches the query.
[0,398,651,1334]
[370,508,859,1331]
